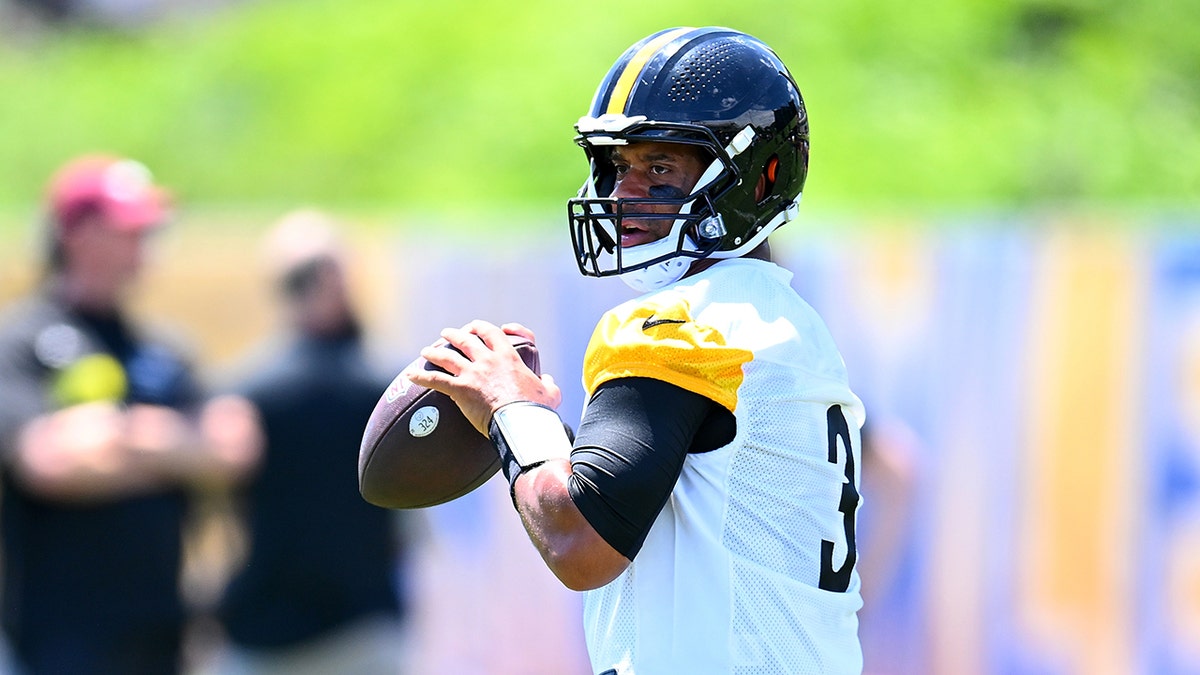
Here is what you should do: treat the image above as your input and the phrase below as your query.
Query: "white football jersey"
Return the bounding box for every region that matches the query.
[579,258,865,675]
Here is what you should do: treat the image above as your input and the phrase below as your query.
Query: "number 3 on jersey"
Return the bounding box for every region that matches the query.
[819,405,859,592]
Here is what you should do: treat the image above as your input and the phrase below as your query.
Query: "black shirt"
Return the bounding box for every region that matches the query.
[219,330,404,648]
[0,290,200,665]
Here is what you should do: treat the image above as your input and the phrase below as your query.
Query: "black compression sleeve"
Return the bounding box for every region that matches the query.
[567,377,736,560]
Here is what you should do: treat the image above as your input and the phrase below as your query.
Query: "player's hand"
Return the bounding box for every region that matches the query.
[409,320,561,436]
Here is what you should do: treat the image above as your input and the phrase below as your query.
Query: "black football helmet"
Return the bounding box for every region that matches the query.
[568,26,810,289]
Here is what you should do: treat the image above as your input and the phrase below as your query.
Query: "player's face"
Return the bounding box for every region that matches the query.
[608,141,709,248]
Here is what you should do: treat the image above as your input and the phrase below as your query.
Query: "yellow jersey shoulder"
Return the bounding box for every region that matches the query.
[581,293,751,412]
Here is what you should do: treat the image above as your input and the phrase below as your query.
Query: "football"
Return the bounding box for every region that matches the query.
[358,335,540,509]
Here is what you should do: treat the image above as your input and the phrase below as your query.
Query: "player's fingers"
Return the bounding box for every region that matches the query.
[417,344,468,376]
[438,326,486,362]
[443,323,510,361]
[463,320,515,354]
[404,364,455,393]
[499,322,536,343]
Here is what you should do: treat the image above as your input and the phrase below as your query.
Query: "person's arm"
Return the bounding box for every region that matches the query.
[141,394,264,489]
[509,377,731,589]
[511,459,627,590]
[408,321,605,586]
[857,417,919,604]
[410,320,733,591]
[10,401,159,500]
[9,396,261,503]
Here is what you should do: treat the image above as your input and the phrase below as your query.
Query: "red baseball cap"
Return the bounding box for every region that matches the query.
[47,154,172,232]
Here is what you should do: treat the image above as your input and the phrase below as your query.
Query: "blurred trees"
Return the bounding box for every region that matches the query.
[0,0,1194,221]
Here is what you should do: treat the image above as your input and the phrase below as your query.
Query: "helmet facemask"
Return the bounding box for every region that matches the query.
[568,116,736,285]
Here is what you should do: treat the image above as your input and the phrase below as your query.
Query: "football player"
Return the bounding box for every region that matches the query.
[410,26,865,674]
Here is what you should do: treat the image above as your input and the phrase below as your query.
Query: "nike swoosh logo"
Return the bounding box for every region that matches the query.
[642,316,687,331]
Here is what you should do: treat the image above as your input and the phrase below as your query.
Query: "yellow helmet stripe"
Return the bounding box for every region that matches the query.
[606,27,694,115]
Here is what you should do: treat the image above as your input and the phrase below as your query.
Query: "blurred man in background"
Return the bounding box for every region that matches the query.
[0,154,262,674]
[212,209,409,674]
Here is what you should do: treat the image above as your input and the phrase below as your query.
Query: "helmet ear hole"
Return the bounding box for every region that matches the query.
[757,156,779,203]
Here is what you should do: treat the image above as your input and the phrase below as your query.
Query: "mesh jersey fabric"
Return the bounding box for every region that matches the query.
[578,258,865,674]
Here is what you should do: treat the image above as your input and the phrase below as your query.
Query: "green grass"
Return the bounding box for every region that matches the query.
[0,0,1196,230]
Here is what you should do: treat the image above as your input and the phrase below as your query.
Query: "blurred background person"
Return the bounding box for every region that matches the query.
[208,209,410,675]
[858,415,920,608]
[856,415,921,675]
[0,153,262,675]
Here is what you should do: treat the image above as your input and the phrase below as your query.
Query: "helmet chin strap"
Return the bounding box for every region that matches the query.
[617,184,708,293]
[618,237,695,292]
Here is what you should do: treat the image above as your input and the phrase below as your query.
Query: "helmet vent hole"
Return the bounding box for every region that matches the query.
[667,40,748,102]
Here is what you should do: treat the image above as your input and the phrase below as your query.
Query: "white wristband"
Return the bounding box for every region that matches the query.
[489,401,573,469]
